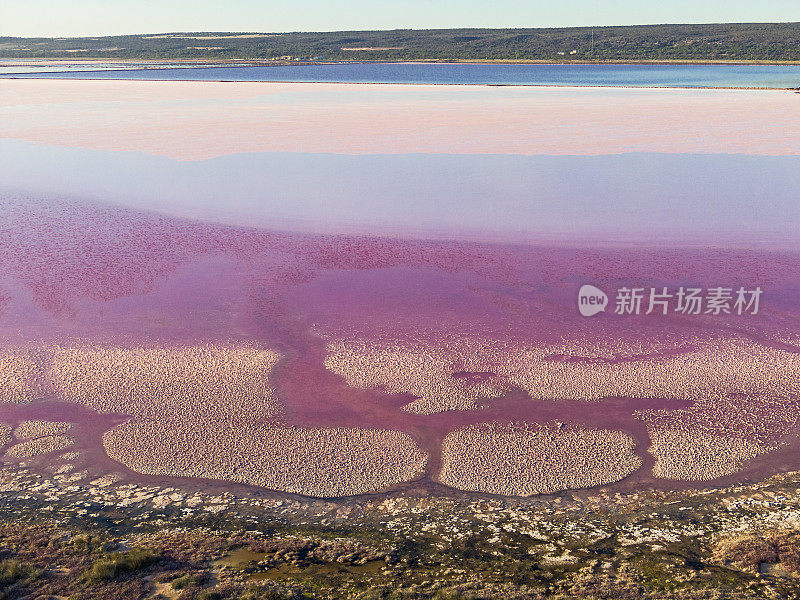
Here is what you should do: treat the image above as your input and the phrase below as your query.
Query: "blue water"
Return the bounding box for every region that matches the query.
[6,62,800,88]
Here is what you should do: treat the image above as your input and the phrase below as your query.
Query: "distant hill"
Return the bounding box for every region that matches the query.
[2,23,800,63]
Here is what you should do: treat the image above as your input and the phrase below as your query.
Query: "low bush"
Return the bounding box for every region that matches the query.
[84,547,161,583]
[714,528,800,573]
[0,559,41,584]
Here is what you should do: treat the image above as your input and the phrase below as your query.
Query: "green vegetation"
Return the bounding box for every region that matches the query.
[84,547,161,583]
[171,571,210,589]
[0,559,42,585]
[1,22,799,62]
[715,528,800,574]
[3,465,800,599]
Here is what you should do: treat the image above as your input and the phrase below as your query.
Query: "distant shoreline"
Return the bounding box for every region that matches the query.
[3,77,798,92]
[3,57,800,66]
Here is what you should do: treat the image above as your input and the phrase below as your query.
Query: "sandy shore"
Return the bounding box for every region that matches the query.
[2,79,799,160]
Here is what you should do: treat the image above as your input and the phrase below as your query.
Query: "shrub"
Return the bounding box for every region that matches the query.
[84,547,161,583]
[172,573,208,590]
[85,559,118,583]
[713,528,800,573]
[0,559,41,584]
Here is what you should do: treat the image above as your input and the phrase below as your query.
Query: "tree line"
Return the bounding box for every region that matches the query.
[2,23,799,62]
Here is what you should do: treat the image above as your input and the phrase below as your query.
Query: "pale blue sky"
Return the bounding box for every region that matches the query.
[1,0,798,37]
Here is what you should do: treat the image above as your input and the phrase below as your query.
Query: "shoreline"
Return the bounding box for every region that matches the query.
[3,57,800,66]
[3,74,798,91]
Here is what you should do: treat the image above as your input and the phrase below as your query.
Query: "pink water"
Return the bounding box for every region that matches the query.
[2,194,799,493]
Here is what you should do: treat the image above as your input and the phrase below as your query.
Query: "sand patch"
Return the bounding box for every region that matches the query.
[103,420,427,497]
[0,424,11,447]
[648,428,770,480]
[0,351,39,404]
[50,344,283,421]
[14,420,72,440]
[5,434,74,458]
[325,339,505,414]
[439,422,641,496]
